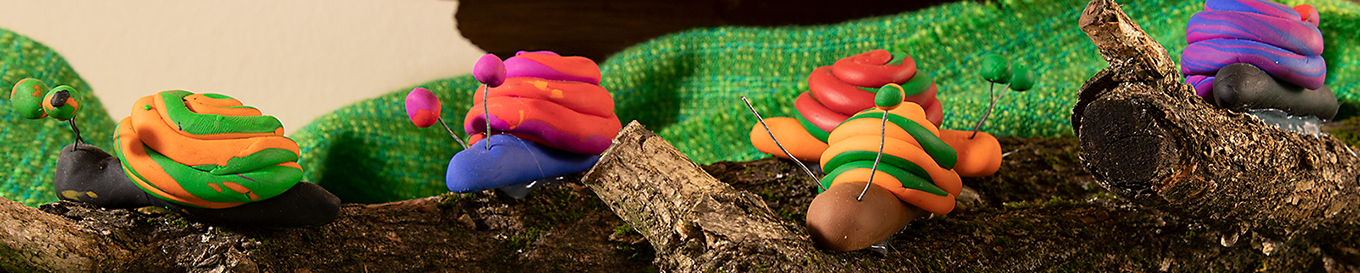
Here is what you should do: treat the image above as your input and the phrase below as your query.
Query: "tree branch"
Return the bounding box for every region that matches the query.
[1072,0,1360,253]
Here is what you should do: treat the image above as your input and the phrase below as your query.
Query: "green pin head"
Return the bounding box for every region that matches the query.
[43,86,80,121]
[9,78,49,119]
[1008,64,1035,92]
[875,83,905,110]
[980,55,1011,84]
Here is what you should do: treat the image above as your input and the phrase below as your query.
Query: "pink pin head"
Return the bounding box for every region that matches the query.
[405,87,441,128]
[474,54,507,88]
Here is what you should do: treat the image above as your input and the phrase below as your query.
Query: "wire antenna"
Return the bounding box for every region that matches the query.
[740,96,825,191]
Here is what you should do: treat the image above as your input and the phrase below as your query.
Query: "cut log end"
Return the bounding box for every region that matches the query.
[1078,97,1180,196]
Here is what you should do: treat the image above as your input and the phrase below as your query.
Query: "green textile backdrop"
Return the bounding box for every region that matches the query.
[4,0,1359,206]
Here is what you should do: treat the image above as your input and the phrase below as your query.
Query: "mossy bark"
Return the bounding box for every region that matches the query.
[4,1,1360,271]
[1072,0,1360,266]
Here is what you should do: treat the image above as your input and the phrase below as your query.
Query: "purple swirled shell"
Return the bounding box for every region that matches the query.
[1182,0,1325,97]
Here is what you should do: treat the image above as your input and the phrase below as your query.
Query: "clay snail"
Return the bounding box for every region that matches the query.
[742,53,1037,250]
[744,84,990,251]
[9,79,341,227]
[748,49,942,162]
[406,51,622,198]
[1182,0,1337,123]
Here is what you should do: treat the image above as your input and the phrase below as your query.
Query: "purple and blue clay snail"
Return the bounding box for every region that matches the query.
[407,51,621,196]
[8,79,341,227]
[1182,0,1338,120]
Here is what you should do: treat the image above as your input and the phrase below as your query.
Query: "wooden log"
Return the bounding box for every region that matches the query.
[581,121,846,272]
[1071,0,1360,252]
[0,197,126,272]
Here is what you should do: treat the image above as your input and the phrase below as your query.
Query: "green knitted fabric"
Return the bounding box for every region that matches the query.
[5,0,1360,205]
[0,29,118,207]
[296,0,1360,203]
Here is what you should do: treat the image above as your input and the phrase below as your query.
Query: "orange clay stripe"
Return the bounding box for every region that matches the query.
[826,103,938,146]
[821,135,962,197]
[512,53,603,83]
[183,93,263,117]
[846,102,937,136]
[749,117,828,161]
[837,111,956,169]
[134,96,300,166]
[828,168,956,215]
[463,98,622,138]
[472,78,616,118]
[152,91,284,139]
[828,118,925,150]
[114,118,243,209]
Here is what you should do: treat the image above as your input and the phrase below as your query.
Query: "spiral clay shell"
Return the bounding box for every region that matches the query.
[750,49,940,162]
[463,51,621,155]
[817,102,962,215]
[1182,0,1325,97]
[114,90,301,209]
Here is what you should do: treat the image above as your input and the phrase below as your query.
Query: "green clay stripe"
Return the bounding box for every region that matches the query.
[899,71,933,97]
[819,160,947,196]
[145,145,300,205]
[210,148,300,175]
[160,90,282,135]
[841,112,957,169]
[201,93,234,100]
[824,150,932,184]
[113,131,164,200]
[794,111,831,142]
[888,51,909,66]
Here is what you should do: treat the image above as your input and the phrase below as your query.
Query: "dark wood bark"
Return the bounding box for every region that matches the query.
[11,3,1360,268]
[581,121,846,272]
[5,120,1360,271]
[1072,0,1360,262]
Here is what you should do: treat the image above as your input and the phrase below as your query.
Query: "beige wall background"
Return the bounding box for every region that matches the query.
[0,0,486,131]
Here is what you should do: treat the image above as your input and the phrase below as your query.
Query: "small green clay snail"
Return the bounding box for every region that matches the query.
[9,79,340,226]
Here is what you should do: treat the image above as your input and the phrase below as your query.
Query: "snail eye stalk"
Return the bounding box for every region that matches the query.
[858,83,905,202]
[741,96,824,191]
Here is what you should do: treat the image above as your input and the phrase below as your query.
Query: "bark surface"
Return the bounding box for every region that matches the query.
[1071,0,1360,267]
[4,1,1360,271]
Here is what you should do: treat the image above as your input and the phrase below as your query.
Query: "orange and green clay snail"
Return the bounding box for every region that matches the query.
[8,79,340,226]
[750,53,1037,251]
[805,84,966,251]
[114,90,302,208]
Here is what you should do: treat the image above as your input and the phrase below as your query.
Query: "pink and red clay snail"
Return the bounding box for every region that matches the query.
[406,51,622,195]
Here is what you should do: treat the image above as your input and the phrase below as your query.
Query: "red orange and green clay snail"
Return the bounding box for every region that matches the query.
[7,79,340,226]
[747,51,1034,251]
